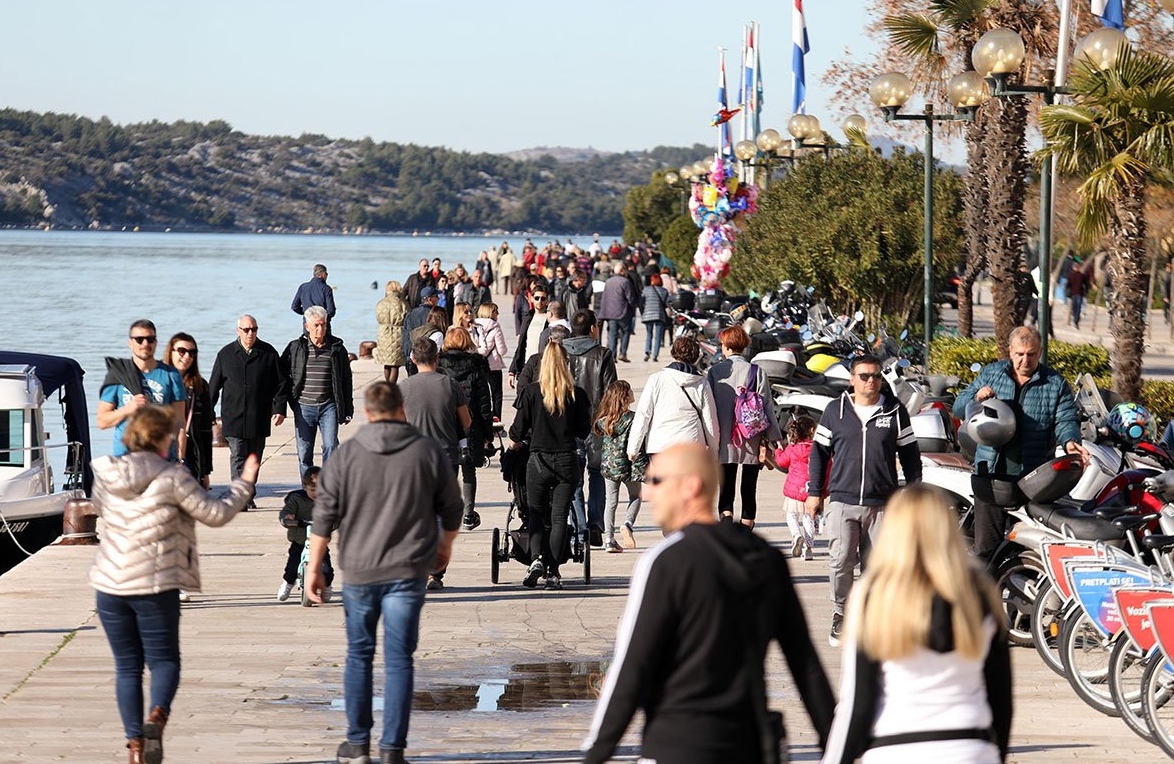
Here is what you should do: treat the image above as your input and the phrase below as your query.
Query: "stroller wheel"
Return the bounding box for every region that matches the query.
[491,528,502,585]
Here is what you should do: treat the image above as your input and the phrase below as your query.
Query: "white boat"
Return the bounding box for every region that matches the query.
[0,354,91,576]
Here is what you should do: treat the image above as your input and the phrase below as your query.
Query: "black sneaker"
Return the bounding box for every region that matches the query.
[588,526,604,548]
[829,613,844,647]
[544,574,563,590]
[337,740,372,764]
[462,510,481,531]
[522,559,544,589]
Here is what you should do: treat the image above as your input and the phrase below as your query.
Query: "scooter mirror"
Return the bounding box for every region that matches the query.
[854,310,864,321]
[970,362,982,372]
[898,359,911,369]
[867,333,876,343]
[899,329,908,341]
[802,330,813,342]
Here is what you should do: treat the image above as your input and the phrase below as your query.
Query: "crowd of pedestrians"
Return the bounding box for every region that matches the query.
[86,239,1017,764]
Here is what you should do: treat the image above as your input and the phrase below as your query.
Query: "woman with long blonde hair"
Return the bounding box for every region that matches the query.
[508,339,590,590]
[821,484,1011,764]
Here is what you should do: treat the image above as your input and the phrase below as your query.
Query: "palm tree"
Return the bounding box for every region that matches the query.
[884,0,1056,355]
[1036,44,1174,401]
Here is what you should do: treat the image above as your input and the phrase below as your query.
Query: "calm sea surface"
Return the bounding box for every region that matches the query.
[1,230,595,464]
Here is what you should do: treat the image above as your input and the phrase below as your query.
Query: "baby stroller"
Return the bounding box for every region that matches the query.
[490,439,591,586]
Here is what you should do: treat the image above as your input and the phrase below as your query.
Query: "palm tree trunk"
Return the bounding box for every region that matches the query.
[957,116,990,337]
[982,94,1030,358]
[1108,181,1148,402]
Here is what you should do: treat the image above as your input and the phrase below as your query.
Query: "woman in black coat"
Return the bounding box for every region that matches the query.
[164,333,213,487]
[439,326,495,530]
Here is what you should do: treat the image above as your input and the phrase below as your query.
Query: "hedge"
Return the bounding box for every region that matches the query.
[929,337,1174,426]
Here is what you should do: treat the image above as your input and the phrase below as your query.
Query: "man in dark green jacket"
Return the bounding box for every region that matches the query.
[954,326,1087,562]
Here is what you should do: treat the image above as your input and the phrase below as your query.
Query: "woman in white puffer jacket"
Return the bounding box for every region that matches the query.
[90,404,257,764]
[626,335,719,461]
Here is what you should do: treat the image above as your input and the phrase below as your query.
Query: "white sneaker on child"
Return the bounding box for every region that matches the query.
[277,581,293,602]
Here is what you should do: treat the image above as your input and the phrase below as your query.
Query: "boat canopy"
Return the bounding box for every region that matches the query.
[0,352,92,495]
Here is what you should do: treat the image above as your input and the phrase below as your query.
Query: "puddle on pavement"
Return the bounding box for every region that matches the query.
[326,659,609,713]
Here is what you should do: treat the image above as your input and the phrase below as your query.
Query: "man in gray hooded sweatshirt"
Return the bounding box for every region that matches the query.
[306,381,462,764]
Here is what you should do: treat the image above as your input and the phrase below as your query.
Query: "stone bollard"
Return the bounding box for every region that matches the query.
[358,341,376,359]
[57,496,99,545]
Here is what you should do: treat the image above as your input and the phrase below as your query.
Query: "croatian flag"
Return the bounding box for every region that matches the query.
[792,0,810,114]
[743,27,756,114]
[1091,0,1125,30]
[718,50,732,157]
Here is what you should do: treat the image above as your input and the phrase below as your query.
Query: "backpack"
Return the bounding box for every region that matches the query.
[732,364,771,447]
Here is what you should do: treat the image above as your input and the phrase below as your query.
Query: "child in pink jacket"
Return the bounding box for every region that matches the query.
[776,415,817,560]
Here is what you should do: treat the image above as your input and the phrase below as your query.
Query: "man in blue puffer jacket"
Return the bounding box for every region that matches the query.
[954,326,1086,563]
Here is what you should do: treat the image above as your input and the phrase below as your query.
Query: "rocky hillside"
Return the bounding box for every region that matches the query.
[0,109,709,233]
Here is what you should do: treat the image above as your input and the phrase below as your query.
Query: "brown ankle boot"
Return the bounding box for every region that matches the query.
[127,738,144,764]
[143,706,168,764]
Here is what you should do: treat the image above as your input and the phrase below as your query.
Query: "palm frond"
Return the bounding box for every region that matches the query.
[929,0,997,28]
[884,14,943,62]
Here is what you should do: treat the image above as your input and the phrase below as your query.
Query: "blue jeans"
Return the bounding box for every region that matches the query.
[572,454,605,534]
[343,578,427,752]
[293,401,338,478]
[643,320,665,359]
[605,319,631,357]
[95,590,181,740]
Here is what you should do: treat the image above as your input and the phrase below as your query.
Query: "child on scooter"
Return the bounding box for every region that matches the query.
[776,415,818,560]
[277,466,334,602]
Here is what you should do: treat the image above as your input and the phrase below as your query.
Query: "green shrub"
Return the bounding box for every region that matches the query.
[929,337,1111,386]
[1140,380,1174,429]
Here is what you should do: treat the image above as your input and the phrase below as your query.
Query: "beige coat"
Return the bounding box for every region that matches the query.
[374,291,408,367]
[89,452,253,596]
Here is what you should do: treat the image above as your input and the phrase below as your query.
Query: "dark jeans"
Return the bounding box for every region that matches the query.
[718,463,763,521]
[526,450,581,575]
[226,435,266,481]
[972,496,1010,564]
[96,589,181,740]
[487,369,504,420]
[1070,294,1085,328]
[604,319,631,357]
[283,541,335,586]
[342,578,427,752]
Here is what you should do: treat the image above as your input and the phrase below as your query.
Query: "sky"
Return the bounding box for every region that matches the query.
[0,0,881,155]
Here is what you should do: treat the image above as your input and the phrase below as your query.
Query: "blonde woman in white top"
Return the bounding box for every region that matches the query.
[821,484,1011,764]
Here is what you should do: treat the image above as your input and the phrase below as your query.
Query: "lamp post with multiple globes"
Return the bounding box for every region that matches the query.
[868,70,990,354]
[970,25,1129,362]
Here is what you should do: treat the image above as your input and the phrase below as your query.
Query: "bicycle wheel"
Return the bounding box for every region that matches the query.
[1031,579,1067,676]
[994,555,1043,647]
[1142,657,1174,757]
[1059,609,1118,716]
[1108,636,1157,743]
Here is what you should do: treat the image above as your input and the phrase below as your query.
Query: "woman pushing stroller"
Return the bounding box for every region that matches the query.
[508,338,590,590]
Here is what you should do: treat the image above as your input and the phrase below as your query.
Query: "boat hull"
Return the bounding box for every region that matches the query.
[0,494,69,576]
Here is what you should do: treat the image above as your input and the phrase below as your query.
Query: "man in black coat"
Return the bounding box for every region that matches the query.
[402,287,440,375]
[209,314,289,491]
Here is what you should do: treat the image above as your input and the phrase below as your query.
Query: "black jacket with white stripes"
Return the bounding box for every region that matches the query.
[582,522,836,764]
[808,392,922,507]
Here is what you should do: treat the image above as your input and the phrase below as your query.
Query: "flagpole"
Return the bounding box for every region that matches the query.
[718,47,727,158]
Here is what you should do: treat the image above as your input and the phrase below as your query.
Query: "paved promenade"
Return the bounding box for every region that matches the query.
[3,296,1173,762]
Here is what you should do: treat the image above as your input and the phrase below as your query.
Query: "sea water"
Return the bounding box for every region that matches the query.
[1,229,595,463]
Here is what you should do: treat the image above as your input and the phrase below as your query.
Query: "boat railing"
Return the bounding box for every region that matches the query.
[0,441,85,490]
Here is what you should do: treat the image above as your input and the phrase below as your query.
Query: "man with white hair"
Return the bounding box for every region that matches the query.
[281,305,353,477]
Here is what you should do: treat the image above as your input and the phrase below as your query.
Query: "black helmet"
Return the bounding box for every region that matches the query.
[964,399,1017,447]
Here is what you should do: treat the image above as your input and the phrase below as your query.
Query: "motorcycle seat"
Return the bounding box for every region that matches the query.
[1143,534,1174,552]
[1025,502,1125,541]
[1113,512,1160,531]
[922,452,971,470]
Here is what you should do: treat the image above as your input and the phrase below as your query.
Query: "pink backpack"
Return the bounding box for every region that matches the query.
[732,364,771,447]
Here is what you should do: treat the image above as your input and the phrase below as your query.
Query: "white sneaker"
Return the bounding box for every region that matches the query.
[804,543,814,561]
[277,581,293,602]
[178,589,191,603]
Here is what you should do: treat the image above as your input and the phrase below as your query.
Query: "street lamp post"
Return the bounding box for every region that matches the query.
[869,70,989,356]
[971,26,1129,363]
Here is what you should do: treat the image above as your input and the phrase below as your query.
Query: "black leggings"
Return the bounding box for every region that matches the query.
[526,451,580,575]
[487,369,503,420]
[718,463,762,521]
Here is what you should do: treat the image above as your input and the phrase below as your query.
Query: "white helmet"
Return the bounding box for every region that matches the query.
[964,399,1017,447]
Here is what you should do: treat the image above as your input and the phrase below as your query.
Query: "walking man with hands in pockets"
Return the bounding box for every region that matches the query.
[305,381,462,764]
[806,354,922,647]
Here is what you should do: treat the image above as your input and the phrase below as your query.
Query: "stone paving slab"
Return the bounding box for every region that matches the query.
[3,301,1174,762]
